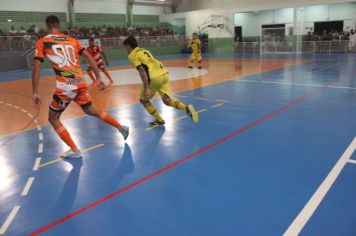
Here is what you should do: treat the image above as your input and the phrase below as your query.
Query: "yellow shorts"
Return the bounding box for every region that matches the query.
[191,52,202,62]
[139,73,172,100]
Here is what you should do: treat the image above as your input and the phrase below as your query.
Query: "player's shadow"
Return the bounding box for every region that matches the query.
[143,126,166,157]
[111,143,134,182]
[52,159,83,218]
[49,144,134,233]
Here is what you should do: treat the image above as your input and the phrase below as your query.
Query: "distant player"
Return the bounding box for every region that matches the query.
[32,15,129,158]
[188,33,202,69]
[86,38,114,86]
[123,36,199,127]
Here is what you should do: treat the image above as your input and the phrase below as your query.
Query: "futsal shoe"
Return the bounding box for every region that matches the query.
[149,120,165,127]
[119,125,130,140]
[186,104,199,123]
[188,66,193,69]
[61,149,82,159]
[198,66,202,69]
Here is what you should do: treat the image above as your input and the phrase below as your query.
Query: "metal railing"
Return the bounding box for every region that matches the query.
[0,36,37,51]
[235,40,354,53]
[100,35,186,49]
[0,35,186,51]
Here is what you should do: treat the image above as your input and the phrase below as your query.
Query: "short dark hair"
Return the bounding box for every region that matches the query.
[89,38,95,42]
[45,15,60,28]
[123,36,138,49]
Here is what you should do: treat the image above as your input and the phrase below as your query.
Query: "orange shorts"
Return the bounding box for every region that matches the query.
[50,87,91,112]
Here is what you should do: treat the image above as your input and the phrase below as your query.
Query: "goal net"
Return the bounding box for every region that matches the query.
[260,9,304,54]
[260,27,302,54]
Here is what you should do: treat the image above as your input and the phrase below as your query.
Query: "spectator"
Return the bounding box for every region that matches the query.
[9,26,17,35]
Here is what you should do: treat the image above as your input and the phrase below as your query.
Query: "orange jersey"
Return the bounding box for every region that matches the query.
[87,45,104,66]
[34,33,87,91]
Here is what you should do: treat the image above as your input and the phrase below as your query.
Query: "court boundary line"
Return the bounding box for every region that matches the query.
[284,137,356,236]
[237,79,356,90]
[29,82,326,236]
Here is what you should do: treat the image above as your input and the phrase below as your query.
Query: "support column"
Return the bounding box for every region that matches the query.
[127,0,133,27]
[67,0,75,28]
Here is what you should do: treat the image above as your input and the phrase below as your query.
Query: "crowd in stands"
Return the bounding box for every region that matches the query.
[0,24,175,39]
[306,29,354,41]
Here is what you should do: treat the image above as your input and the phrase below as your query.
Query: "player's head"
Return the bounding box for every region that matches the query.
[45,15,60,32]
[193,33,198,39]
[89,38,95,47]
[123,36,138,54]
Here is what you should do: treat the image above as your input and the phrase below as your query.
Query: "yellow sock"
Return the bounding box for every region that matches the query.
[145,104,164,121]
[169,99,187,111]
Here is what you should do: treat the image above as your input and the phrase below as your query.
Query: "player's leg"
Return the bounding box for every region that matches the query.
[197,53,202,69]
[100,66,114,85]
[76,88,129,139]
[188,53,195,69]
[49,95,82,158]
[159,75,199,123]
[86,67,96,86]
[139,85,164,126]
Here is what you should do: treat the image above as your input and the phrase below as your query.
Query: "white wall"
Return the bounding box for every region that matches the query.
[0,0,67,12]
[234,3,356,37]
[161,8,236,38]
[176,0,354,12]
[74,0,126,14]
[132,5,171,15]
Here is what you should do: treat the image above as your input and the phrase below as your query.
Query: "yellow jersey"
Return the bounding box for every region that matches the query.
[189,38,202,54]
[128,47,168,80]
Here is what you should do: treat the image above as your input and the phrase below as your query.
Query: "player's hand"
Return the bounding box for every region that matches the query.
[33,93,41,110]
[144,89,150,101]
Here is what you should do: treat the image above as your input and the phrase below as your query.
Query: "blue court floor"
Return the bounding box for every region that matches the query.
[0,53,356,236]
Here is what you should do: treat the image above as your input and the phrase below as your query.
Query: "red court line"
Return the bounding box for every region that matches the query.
[29,85,325,236]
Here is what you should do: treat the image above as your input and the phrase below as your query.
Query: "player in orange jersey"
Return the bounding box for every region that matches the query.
[32,15,129,158]
[86,38,114,86]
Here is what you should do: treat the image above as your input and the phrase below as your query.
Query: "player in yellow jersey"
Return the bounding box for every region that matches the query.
[188,33,202,69]
[123,36,199,127]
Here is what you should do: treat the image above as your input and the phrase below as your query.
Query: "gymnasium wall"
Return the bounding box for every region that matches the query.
[0,0,168,31]
[234,3,356,39]
[176,0,354,12]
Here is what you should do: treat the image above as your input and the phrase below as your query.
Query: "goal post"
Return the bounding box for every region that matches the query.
[260,27,302,54]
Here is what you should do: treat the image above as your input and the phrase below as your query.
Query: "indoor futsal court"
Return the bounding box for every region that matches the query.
[0,0,356,236]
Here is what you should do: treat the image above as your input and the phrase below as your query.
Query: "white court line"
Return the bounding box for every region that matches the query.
[27,113,33,118]
[0,101,3,104]
[13,106,20,109]
[21,177,35,196]
[38,143,43,154]
[237,80,356,90]
[211,103,224,108]
[38,132,44,141]
[36,125,42,131]
[20,109,26,113]
[348,159,356,165]
[284,137,356,236]
[33,157,41,171]
[33,119,39,124]
[6,103,12,106]
[0,206,21,235]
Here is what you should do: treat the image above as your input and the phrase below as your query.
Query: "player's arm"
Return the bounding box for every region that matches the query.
[129,53,150,99]
[137,65,149,89]
[32,40,45,109]
[31,59,42,109]
[101,51,109,65]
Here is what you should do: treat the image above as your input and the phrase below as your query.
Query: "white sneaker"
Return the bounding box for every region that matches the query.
[119,126,129,140]
[61,149,82,159]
